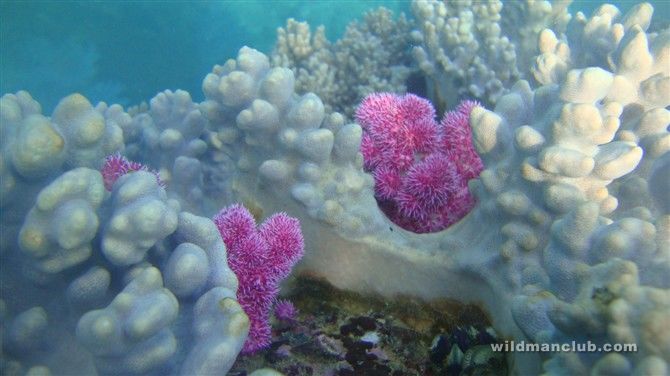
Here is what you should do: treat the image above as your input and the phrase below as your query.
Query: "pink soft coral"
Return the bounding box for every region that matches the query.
[213,204,304,354]
[101,153,164,191]
[356,93,483,233]
[274,299,298,323]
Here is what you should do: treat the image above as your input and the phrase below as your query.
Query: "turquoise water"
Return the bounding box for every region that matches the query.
[0,0,667,111]
[0,1,409,110]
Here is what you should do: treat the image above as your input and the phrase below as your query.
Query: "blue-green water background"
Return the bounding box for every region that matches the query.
[1,1,667,112]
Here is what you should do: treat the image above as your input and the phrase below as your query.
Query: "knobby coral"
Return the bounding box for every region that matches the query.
[1,2,667,375]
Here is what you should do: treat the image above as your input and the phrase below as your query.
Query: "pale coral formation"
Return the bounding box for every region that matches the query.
[66,266,111,310]
[51,94,123,169]
[76,267,179,374]
[4,307,48,355]
[411,0,520,108]
[165,212,240,298]
[202,47,378,237]
[272,8,413,117]
[180,288,249,375]
[0,1,668,375]
[101,170,178,266]
[18,168,104,275]
[1,92,62,212]
[412,0,572,109]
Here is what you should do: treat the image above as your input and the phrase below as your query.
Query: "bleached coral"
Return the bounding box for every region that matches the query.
[4,113,64,180]
[0,92,62,209]
[330,8,413,117]
[51,94,123,169]
[468,4,669,371]
[140,89,207,166]
[411,0,520,108]
[165,212,239,298]
[534,3,669,222]
[500,0,572,71]
[101,170,178,266]
[66,266,111,310]
[180,287,249,375]
[4,307,48,354]
[532,2,663,87]
[130,90,208,211]
[1,93,248,374]
[0,93,124,261]
[201,4,668,373]
[76,267,179,374]
[412,0,572,109]
[18,168,104,275]
[272,19,337,110]
[0,2,668,375]
[272,8,413,117]
[202,47,380,237]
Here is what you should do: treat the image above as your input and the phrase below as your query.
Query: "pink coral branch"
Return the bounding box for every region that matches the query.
[213,204,304,354]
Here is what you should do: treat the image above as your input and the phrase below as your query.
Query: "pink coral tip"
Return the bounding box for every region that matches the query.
[404,153,462,209]
[101,153,164,191]
[398,93,436,124]
[213,204,258,248]
[355,92,401,131]
[259,212,305,279]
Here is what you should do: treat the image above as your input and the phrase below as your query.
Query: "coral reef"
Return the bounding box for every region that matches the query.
[101,171,178,266]
[1,90,247,374]
[18,168,104,275]
[0,1,668,375]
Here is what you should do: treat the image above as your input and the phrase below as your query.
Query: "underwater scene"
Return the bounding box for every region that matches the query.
[0,0,669,375]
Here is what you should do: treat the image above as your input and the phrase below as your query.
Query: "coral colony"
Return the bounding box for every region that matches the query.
[1,1,669,375]
[356,93,482,233]
[214,204,304,354]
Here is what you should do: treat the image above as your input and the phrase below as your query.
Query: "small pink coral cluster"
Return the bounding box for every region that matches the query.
[213,204,304,354]
[101,153,164,191]
[274,299,299,323]
[356,93,483,233]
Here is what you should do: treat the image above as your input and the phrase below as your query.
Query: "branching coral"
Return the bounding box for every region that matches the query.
[272,7,413,118]
[411,0,572,110]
